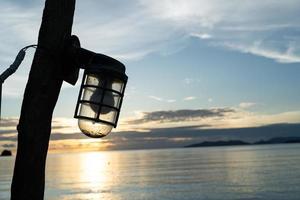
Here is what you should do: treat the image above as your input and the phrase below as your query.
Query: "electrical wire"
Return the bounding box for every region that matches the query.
[0,44,37,119]
[21,44,37,52]
[0,44,37,82]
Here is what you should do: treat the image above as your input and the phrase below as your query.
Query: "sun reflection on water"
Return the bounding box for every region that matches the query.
[79,152,110,186]
[74,152,120,200]
[46,152,122,200]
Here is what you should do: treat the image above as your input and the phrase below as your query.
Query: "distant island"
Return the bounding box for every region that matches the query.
[184,137,300,148]
[0,150,12,157]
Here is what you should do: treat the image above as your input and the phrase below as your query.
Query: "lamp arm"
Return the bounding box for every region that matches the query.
[73,47,124,70]
[65,35,124,70]
[73,47,96,68]
[62,35,126,85]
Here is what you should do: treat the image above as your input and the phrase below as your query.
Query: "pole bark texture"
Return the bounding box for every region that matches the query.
[11,0,76,199]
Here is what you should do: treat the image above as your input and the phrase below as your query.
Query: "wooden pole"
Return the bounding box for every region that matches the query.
[11,0,76,199]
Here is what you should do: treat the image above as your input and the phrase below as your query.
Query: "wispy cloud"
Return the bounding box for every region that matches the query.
[239,102,256,109]
[148,95,176,103]
[166,99,176,103]
[127,108,235,124]
[1,0,300,98]
[223,42,300,63]
[190,33,212,40]
[183,96,197,101]
[183,78,201,85]
[121,108,300,132]
[148,95,163,101]
[138,0,300,63]
[2,0,300,64]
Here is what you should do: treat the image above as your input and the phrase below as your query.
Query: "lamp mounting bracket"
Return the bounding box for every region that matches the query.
[62,35,81,85]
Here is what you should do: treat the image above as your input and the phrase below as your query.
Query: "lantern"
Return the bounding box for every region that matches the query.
[74,53,127,138]
[64,35,128,138]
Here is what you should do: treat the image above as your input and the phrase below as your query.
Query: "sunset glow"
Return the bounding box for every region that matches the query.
[0,0,300,152]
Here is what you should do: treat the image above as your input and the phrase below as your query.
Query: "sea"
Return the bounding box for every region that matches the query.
[1,144,300,200]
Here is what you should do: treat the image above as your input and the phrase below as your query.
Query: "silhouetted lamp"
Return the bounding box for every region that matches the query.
[66,35,128,138]
[0,35,128,138]
[74,55,127,138]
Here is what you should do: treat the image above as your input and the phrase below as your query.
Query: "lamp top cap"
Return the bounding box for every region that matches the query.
[87,54,128,81]
[91,53,126,74]
[68,35,127,79]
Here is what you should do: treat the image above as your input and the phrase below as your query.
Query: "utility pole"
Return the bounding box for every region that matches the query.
[11,0,76,199]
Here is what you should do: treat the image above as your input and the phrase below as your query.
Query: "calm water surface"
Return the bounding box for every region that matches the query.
[1,144,300,200]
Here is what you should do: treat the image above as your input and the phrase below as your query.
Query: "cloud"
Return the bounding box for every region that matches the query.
[120,108,300,132]
[0,118,19,127]
[0,1,42,98]
[183,96,197,101]
[127,108,235,124]
[47,123,300,151]
[183,78,201,85]
[0,117,80,142]
[148,95,163,101]
[139,0,300,63]
[1,0,299,98]
[148,95,176,103]
[1,109,300,151]
[167,99,176,103]
[190,33,212,40]
[223,42,300,63]
[2,0,300,67]
[239,102,256,109]
[2,143,15,148]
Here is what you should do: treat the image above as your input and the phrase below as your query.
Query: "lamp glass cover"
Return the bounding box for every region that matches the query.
[77,73,124,138]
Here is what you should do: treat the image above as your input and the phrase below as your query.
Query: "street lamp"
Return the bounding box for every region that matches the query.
[0,35,128,138]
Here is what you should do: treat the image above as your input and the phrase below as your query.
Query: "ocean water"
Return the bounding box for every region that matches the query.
[1,144,300,200]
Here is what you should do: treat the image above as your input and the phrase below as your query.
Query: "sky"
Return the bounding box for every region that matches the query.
[0,0,300,152]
